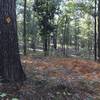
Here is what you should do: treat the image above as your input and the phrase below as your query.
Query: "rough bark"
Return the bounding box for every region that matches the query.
[0,0,26,82]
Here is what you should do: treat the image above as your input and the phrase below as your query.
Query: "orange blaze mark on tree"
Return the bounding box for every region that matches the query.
[5,16,11,24]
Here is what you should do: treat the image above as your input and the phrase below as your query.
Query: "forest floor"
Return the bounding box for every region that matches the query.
[0,56,100,100]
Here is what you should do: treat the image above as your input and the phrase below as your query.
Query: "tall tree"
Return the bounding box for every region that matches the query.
[23,0,27,55]
[94,0,97,61]
[98,0,100,61]
[0,0,26,83]
[33,0,61,56]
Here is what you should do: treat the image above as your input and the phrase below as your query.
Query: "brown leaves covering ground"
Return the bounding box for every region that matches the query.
[22,56,100,81]
[1,56,100,100]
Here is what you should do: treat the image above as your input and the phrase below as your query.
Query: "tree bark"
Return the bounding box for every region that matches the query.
[0,0,26,82]
[23,0,27,55]
[94,0,97,61]
[53,32,57,50]
[98,0,100,61]
[43,35,48,56]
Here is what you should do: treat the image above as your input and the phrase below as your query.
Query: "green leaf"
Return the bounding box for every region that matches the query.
[12,98,19,100]
[0,93,7,97]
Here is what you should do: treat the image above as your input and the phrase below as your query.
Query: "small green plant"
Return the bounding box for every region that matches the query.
[12,98,19,100]
[0,92,7,98]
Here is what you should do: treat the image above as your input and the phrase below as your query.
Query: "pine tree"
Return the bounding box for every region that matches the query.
[0,0,26,83]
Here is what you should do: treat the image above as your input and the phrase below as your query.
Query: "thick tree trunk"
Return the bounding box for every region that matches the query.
[0,0,26,82]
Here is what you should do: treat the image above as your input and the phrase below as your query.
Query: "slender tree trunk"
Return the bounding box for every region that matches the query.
[0,0,26,82]
[47,34,50,55]
[31,37,36,51]
[74,18,79,55]
[74,33,78,53]
[88,40,91,59]
[98,0,100,61]
[66,22,70,56]
[62,30,66,56]
[23,0,27,55]
[43,35,48,56]
[94,0,97,61]
[53,32,57,50]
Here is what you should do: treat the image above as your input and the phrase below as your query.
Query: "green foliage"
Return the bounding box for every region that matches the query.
[33,0,60,36]
[0,92,7,98]
[16,0,96,58]
[12,98,19,100]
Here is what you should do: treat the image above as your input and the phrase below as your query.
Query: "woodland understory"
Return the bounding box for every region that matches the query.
[0,56,100,100]
[0,0,100,100]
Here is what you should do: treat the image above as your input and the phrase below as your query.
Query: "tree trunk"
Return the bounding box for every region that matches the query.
[98,0,100,61]
[31,39,36,51]
[23,0,27,55]
[94,0,97,61]
[43,35,48,56]
[0,0,26,82]
[53,32,57,50]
